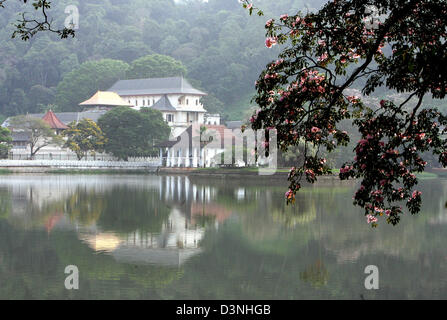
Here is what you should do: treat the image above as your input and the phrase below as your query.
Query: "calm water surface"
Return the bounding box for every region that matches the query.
[0,174,446,299]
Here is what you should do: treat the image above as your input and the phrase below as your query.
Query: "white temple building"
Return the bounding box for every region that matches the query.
[108,77,220,137]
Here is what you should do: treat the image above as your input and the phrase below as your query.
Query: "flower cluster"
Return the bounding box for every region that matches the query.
[248,0,447,226]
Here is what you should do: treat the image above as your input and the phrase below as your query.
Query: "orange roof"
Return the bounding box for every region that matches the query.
[79,91,133,107]
[42,110,68,130]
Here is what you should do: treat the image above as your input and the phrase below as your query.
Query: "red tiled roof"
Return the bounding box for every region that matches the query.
[42,110,68,130]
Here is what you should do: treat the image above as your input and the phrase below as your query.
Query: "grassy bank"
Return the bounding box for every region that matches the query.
[0,168,12,174]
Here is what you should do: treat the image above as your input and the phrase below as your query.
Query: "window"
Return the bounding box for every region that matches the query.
[186,99,189,105]
[135,100,138,106]
[178,98,182,105]
[166,114,175,122]
[153,98,155,105]
[196,99,198,106]
[143,99,145,106]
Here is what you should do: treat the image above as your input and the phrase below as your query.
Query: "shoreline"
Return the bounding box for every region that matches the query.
[0,165,442,181]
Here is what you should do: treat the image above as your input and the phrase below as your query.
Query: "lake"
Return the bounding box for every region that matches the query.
[0,174,445,299]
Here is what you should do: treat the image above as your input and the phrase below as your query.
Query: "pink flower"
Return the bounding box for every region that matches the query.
[265,19,273,27]
[366,214,378,224]
[265,37,277,48]
[247,4,253,9]
[347,96,360,103]
[318,40,326,47]
[280,14,288,21]
[358,139,368,146]
[412,190,422,198]
[311,127,321,133]
[318,53,329,62]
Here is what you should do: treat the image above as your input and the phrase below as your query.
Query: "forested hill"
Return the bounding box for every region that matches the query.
[0,0,328,122]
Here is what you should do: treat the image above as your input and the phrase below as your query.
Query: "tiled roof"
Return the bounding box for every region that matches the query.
[11,131,30,142]
[26,111,108,125]
[79,91,133,107]
[108,77,207,96]
[42,110,69,130]
[151,95,177,112]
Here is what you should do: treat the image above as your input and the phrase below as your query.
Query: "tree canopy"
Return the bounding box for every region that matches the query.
[0,0,303,119]
[126,54,187,79]
[55,59,129,112]
[8,115,61,158]
[0,126,12,159]
[63,118,107,160]
[97,107,170,161]
[242,0,447,226]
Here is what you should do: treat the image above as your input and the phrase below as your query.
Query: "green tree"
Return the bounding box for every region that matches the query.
[8,115,62,159]
[63,118,107,160]
[0,126,12,159]
[97,107,170,161]
[55,59,129,112]
[126,54,187,79]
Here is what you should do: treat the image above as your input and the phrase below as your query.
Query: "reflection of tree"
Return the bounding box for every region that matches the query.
[271,198,316,228]
[0,188,11,219]
[96,186,171,234]
[300,260,329,289]
[65,188,105,226]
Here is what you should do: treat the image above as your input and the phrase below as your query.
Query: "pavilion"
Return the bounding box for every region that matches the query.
[79,91,133,110]
[42,110,68,134]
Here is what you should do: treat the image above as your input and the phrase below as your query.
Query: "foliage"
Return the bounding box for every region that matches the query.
[243,0,447,226]
[0,0,302,118]
[97,106,170,161]
[63,118,107,160]
[8,115,61,158]
[55,59,129,112]
[0,126,12,159]
[126,54,187,79]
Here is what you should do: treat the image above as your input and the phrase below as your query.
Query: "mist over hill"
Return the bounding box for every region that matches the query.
[0,0,328,122]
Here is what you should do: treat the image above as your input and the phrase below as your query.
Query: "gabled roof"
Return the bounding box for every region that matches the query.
[42,110,68,130]
[108,77,207,96]
[79,91,133,107]
[11,131,31,142]
[151,95,177,112]
[4,111,108,129]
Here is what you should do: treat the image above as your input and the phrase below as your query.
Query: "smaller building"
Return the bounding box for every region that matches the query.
[156,124,229,168]
[204,114,221,125]
[79,91,133,111]
[42,110,69,134]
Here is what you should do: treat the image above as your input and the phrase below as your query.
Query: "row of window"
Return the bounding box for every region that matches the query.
[129,98,200,107]
[130,98,156,107]
[178,98,200,106]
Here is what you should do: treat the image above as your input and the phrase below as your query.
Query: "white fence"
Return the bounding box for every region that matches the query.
[0,159,161,169]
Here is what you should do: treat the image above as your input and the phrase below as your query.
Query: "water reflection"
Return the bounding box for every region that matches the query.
[0,174,446,299]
